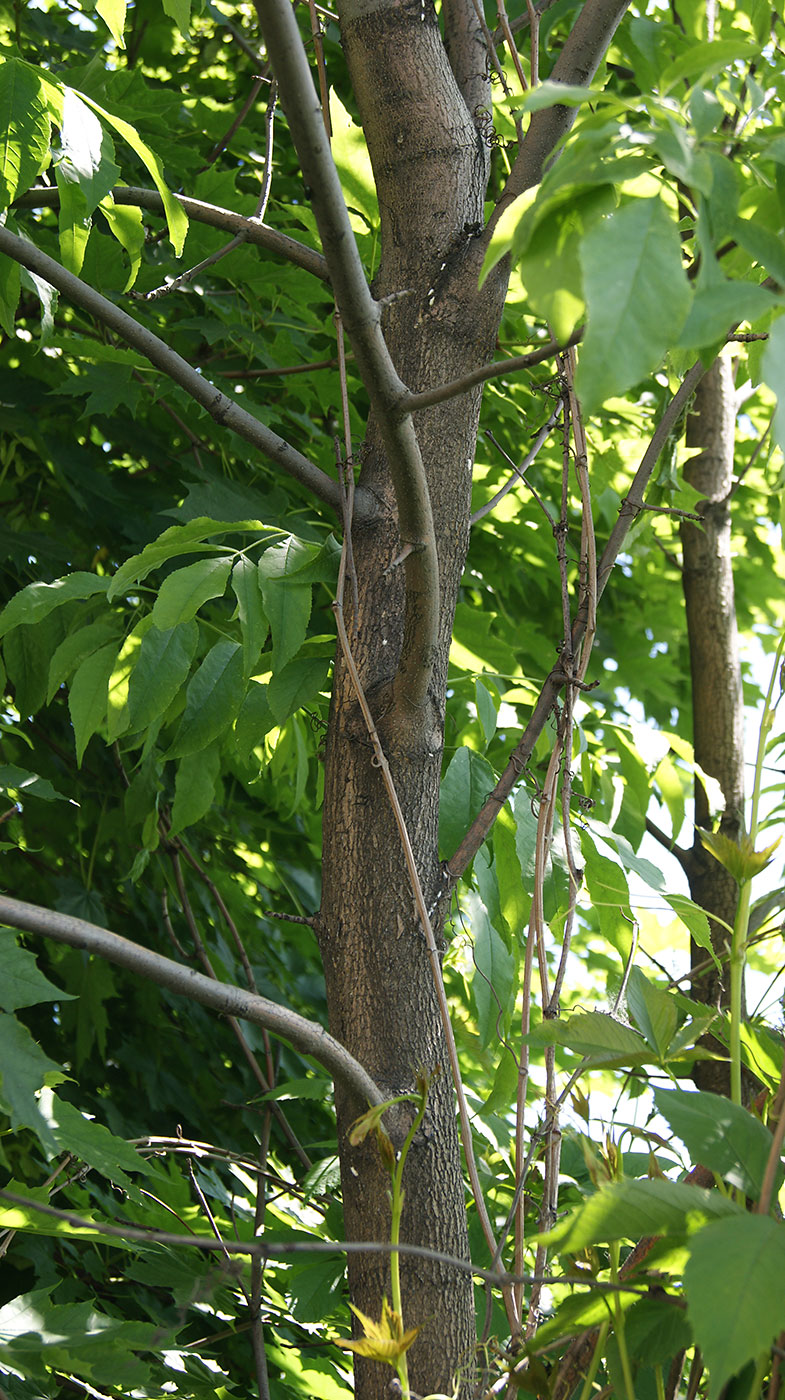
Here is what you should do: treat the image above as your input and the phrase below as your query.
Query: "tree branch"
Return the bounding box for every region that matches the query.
[645,816,691,871]
[0,896,383,1109]
[447,359,706,879]
[256,0,440,712]
[0,1188,653,1292]
[400,329,582,413]
[489,0,632,222]
[13,186,329,282]
[0,224,364,517]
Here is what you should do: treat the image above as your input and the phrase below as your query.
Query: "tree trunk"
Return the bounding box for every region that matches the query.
[317,8,498,1395]
[308,2,629,1392]
[680,355,745,1094]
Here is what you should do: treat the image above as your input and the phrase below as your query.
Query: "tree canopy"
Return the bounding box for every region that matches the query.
[0,0,784,1398]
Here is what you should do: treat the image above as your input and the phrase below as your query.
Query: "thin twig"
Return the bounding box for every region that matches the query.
[471,404,563,525]
[202,74,267,169]
[0,1188,658,1293]
[0,894,384,1109]
[145,82,278,300]
[447,359,706,879]
[497,0,528,92]
[308,0,331,134]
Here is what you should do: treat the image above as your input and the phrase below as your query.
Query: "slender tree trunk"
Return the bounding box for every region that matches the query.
[317,9,499,1395]
[680,356,745,1094]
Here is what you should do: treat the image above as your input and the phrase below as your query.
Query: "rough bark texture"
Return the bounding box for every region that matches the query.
[680,356,745,1094]
[317,6,497,1395]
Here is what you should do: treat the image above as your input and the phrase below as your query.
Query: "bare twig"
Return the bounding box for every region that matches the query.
[447,359,706,879]
[145,81,278,300]
[471,404,563,525]
[202,74,267,169]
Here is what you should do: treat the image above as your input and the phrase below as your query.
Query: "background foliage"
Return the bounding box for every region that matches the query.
[0,0,785,1397]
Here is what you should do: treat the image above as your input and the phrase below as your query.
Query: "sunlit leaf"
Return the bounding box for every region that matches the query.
[576,196,691,413]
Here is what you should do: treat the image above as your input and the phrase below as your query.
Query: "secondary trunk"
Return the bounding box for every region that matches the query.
[680,355,745,1095]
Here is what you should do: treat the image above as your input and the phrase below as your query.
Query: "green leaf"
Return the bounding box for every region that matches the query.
[626,967,677,1058]
[169,742,221,836]
[439,748,496,860]
[666,893,719,967]
[659,37,759,92]
[0,1015,67,1153]
[162,0,191,36]
[288,1254,346,1324]
[624,1294,693,1366]
[78,93,188,255]
[517,185,614,340]
[528,1009,651,1066]
[0,1288,162,1384]
[166,640,245,758]
[107,518,268,601]
[126,619,198,732]
[0,933,74,1011]
[684,1215,785,1399]
[466,891,515,1048]
[542,1176,741,1252]
[475,679,497,747]
[69,642,121,765]
[56,86,119,215]
[151,556,232,629]
[0,765,68,803]
[38,1088,157,1196]
[679,279,778,350]
[257,543,315,671]
[576,196,691,414]
[0,574,109,640]
[513,785,539,884]
[480,187,538,285]
[0,59,50,206]
[48,618,121,703]
[98,194,144,290]
[699,827,780,884]
[96,0,127,45]
[231,555,269,675]
[494,814,528,939]
[4,620,61,718]
[652,1087,780,1199]
[267,656,330,724]
[233,681,275,761]
[580,833,634,953]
